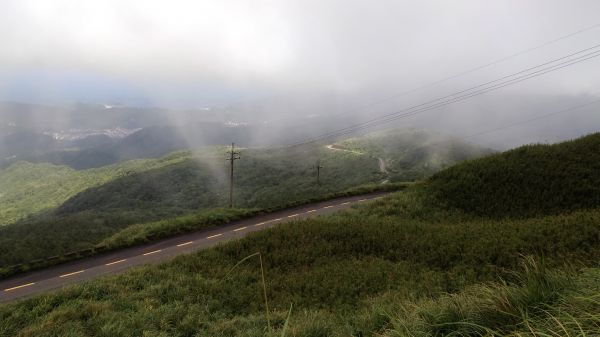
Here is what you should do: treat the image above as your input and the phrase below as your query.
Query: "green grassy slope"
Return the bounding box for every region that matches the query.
[0,129,488,269]
[55,145,383,219]
[0,145,384,268]
[427,132,600,217]
[0,152,189,225]
[0,189,598,336]
[381,265,600,337]
[2,133,597,336]
[0,128,488,227]
[48,128,490,222]
[0,144,381,228]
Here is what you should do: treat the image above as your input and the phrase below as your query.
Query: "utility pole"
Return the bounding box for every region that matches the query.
[227,143,240,208]
[314,160,324,185]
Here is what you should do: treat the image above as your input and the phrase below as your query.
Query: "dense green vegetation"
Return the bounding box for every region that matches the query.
[0,129,484,271]
[1,133,598,336]
[55,145,384,219]
[0,183,405,275]
[428,132,600,217]
[1,186,598,336]
[337,128,493,181]
[0,152,189,225]
[381,259,600,337]
[0,128,487,228]
[0,208,258,274]
[1,140,387,227]
[0,145,386,270]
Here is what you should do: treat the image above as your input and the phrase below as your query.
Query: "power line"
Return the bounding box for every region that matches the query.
[284,22,600,128]
[463,99,600,140]
[403,98,600,155]
[226,143,240,208]
[313,160,324,185]
[327,49,600,139]
[323,99,600,175]
[292,45,600,144]
[386,22,600,100]
[288,44,600,147]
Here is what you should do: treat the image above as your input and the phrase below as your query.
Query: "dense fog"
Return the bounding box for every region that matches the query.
[1,0,599,155]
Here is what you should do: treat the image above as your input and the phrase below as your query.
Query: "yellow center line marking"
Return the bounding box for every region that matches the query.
[254,222,267,227]
[142,250,162,256]
[358,199,367,202]
[4,283,35,292]
[177,241,193,247]
[307,209,317,213]
[233,227,247,232]
[341,202,351,205]
[59,270,85,278]
[323,205,334,209]
[273,218,283,221]
[207,234,222,239]
[288,214,299,218]
[105,259,126,266]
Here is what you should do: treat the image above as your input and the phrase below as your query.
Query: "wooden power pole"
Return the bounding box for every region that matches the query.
[227,143,240,208]
[314,160,324,185]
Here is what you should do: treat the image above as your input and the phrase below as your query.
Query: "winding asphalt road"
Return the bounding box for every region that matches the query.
[0,192,387,303]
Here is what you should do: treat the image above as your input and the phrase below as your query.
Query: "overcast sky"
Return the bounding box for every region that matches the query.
[0,0,599,146]
[1,0,599,103]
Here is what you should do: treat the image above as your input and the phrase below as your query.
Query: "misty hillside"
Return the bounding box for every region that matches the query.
[0,144,381,266]
[335,128,494,180]
[54,146,380,219]
[2,134,598,336]
[2,1,600,335]
[0,128,488,227]
[1,124,239,169]
[0,154,190,226]
[0,145,378,227]
[0,128,489,271]
[0,105,362,170]
[0,101,170,133]
[1,124,254,170]
[0,130,58,161]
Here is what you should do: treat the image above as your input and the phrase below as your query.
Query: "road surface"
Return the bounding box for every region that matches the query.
[0,192,388,303]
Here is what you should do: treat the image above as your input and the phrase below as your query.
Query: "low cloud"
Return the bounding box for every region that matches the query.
[0,0,598,146]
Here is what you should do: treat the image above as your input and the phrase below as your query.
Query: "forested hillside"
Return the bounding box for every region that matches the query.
[55,145,383,219]
[0,152,190,225]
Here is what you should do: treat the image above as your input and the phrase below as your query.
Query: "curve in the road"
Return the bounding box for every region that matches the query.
[0,192,388,303]
[325,144,389,183]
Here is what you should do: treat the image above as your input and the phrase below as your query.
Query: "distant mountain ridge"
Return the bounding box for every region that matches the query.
[1,123,252,169]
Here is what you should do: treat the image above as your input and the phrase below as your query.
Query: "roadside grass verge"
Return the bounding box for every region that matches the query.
[0,182,408,280]
[1,189,598,336]
[99,208,260,249]
[102,181,409,251]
